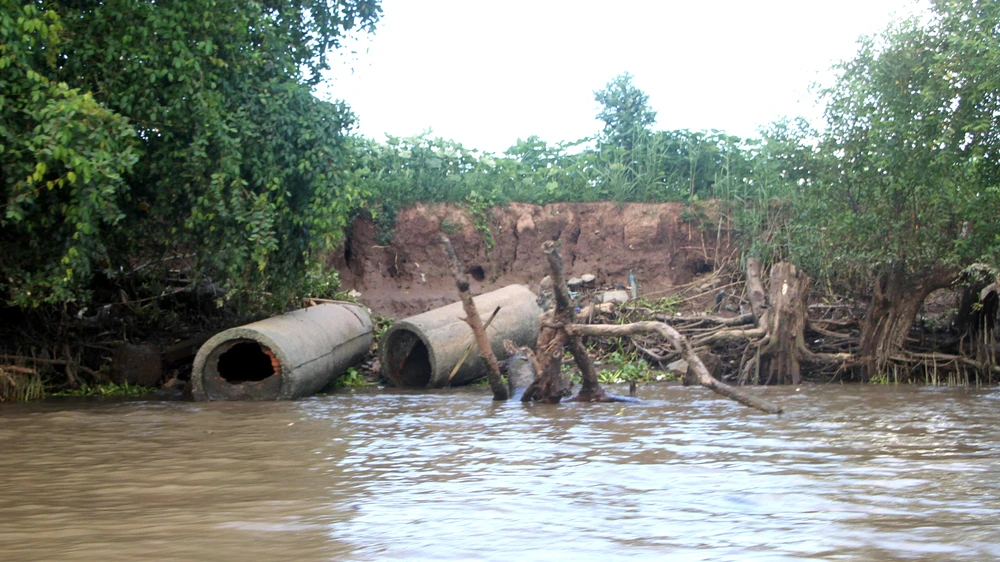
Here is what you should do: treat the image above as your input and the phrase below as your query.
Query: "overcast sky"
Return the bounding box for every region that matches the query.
[319,0,926,154]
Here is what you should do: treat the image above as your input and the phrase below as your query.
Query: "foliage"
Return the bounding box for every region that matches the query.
[353,132,504,242]
[330,366,374,388]
[354,129,747,211]
[617,295,683,317]
[464,189,500,255]
[729,119,822,268]
[597,351,663,384]
[300,266,344,300]
[503,136,595,203]
[50,380,155,398]
[1,0,381,312]
[594,73,658,153]
[354,133,492,205]
[367,312,394,358]
[351,74,750,213]
[1,1,139,306]
[809,0,1000,284]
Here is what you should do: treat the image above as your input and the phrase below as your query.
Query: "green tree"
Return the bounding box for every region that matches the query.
[1,1,138,306]
[814,0,1000,377]
[592,73,659,201]
[594,72,657,152]
[731,119,820,266]
[1,0,380,309]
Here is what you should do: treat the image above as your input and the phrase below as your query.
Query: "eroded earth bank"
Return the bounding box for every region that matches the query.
[332,202,731,317]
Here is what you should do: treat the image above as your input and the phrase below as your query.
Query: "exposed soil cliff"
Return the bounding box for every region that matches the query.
[332,202,733,317]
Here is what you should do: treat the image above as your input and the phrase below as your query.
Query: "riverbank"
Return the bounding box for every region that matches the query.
[2,201,996,400]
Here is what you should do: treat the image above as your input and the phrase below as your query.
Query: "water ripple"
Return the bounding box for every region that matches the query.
[1,385,999,560]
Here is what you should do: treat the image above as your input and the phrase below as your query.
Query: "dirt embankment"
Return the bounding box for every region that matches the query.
[331,202,734,318]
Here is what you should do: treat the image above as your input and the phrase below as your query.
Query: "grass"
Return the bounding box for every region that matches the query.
[0,369,45,401]
[597,350,671,384]
[50,381,156,398]
[330,367,379,388]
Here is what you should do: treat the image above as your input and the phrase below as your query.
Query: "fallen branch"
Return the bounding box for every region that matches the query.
[0,355,101,378]
[0,365,37,375]
[566,322,782,414]
[806,321,855,340]
[808,318,858,329]
[690,326,766,347]
[448,306,501,384]
[890,352,1000,373]
[439,235,509,401]
[653,313,755,327]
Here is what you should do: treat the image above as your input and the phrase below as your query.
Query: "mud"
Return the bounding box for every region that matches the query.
[332,202,733,317]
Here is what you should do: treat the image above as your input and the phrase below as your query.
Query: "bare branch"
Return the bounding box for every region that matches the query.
[566,322,782,414]
[438,235,509,401]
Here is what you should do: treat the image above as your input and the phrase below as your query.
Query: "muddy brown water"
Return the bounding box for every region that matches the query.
[2,384,999,561]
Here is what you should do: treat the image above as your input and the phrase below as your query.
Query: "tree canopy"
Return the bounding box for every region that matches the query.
[1,0,380,309]
[806,0,1000,283]
[594,72,658,153]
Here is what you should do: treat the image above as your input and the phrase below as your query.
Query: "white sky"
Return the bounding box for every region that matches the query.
[319,0,926,154]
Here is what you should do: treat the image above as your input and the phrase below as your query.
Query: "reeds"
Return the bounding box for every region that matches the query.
[0,366,44,401]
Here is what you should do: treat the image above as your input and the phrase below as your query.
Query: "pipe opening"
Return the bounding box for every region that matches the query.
[384,329,432,388]
[216,341,278,383]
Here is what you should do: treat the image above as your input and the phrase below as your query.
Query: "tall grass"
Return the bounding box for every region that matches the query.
[0,367,44,401]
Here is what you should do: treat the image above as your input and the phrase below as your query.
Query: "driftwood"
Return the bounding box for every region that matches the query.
[522,241,617,403]
[519,241,773,410]
[438,235,509,401]
[0,365,37,375]
[672,259,851,382]
[565,322,781,414]
[448,306,501,384]
[553,255,990,386]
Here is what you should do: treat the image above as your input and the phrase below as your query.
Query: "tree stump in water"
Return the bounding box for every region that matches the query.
[740,261,810,385]
[522,241,613,403]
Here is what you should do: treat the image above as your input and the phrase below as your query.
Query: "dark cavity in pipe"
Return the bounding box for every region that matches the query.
[216,341,277,383]
[384,330,432,388]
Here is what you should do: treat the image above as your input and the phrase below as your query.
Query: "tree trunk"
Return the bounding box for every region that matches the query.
[954,276,998,372]
[737,261,816,385]
[755,262,810,385]
[522,241,614,403]
[697,260,851,382]
[521,242,576,403]
[859,263,958,380]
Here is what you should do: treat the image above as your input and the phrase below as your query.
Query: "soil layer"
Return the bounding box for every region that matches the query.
[332,202,732,317]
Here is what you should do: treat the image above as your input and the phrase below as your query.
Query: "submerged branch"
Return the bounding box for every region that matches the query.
[566,322,782,414]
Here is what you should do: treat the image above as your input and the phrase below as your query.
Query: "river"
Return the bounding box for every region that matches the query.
[1,384,998,561]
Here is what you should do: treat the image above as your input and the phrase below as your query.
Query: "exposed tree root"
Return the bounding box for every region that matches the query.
[566,322,781,414]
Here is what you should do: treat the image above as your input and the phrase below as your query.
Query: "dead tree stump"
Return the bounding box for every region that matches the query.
[740,260,811,385]
[522,241,613,403]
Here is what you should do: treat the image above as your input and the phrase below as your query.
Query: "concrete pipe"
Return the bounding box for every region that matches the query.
[191,303,373,401]
[381,284,541,388]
